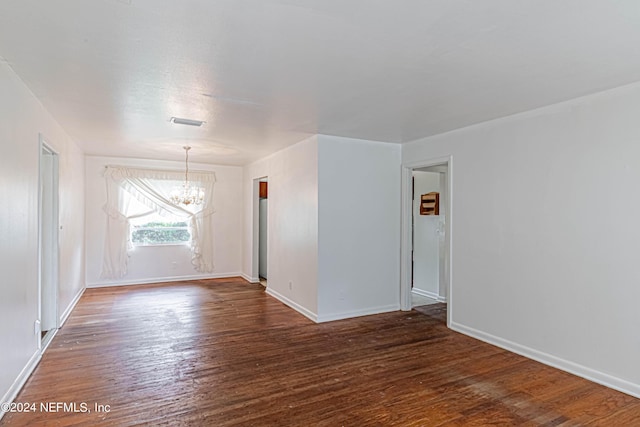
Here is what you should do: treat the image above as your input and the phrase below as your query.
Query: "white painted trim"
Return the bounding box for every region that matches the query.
[411,288,439,300]
[2,182,80,420]
[59,286,85,327]
[400,165,413,312]
[411,288,446,302]
[316,304,400,323]
[265,287,317,322]
[402,156,452,171]
[240,273,260,283]
[450,321,640,399]
[400,155,453,328]
[0,350,41,421]
[41,286,83,355]
[40,326,58,354]
[86,272,243,288]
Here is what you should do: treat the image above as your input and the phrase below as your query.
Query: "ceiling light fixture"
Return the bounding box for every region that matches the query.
[170,146,205,206]
[170,117,205,127]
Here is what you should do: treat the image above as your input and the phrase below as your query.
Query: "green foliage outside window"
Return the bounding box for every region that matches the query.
[131,221,190,245]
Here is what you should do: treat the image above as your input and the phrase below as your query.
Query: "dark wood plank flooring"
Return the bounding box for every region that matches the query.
[2,278,639,426]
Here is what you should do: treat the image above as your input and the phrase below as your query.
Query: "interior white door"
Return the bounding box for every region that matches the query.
[40,145,58,335]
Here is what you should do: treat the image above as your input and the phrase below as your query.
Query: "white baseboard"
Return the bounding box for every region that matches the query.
[0,350,41,421]
[266,287,400,324]
[450,321,640,399]
[0,284,87,421]
[0,286,86,421]
[59,286,85,327]
[240,273,260,283]
[411,288,439,300]
[86,272,243,288]
[265,287,318,322]
[317,304,400,323]
[40,327,58,354]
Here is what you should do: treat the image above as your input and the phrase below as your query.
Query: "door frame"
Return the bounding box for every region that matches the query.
[400,155,453,327]
[38,135,60,351]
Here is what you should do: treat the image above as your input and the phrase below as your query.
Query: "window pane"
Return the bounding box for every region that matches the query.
[130,215,191,246]
[131,228,191,245]
[136,221,188,228]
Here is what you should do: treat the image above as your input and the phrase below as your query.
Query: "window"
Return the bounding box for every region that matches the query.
[102,165,216,278]
[130,214,190,246]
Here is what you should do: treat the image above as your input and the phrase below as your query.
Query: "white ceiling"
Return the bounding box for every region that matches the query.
[2,1,640,165]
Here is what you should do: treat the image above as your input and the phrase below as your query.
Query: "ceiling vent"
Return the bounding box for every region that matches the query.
[170,117,205,127]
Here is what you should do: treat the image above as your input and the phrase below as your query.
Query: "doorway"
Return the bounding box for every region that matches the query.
[258,178,268,286]
[411,168,445,307]
[401,157,452,327]
[39,138,59,350]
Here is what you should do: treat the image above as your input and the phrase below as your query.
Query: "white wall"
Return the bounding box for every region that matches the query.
[85,156,243,286]
[243,136,319,319]
[403,82,640,397]
[412,171,441,299]
[242,135,401,322]
[0,61,85,408]
[317,136,401,321]
[58,136,85,317]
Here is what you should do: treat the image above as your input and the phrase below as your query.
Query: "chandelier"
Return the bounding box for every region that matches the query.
[170,146,205,206]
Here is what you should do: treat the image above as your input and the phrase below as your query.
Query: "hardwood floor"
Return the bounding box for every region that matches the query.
[2,278,639,426]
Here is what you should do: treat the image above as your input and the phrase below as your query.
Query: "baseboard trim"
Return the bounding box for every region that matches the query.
[59,286,85,327]
[86,272,243,288]
[240,273,260,283]
[0,287,85,421]
[0,350,41,421]
[40,328,58,353]
[411,288,440,300]
[450,321,640,399]
[317,304,400,323]
[265,288,317,322]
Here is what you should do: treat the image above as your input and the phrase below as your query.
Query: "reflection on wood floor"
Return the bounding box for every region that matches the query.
[411,292,440,308]
[3,277,639,426]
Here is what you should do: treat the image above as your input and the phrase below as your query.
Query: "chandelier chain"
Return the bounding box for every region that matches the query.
[184,145,190,186]
[170,145,205,206]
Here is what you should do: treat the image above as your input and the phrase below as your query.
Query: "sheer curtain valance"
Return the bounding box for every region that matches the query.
[101,165,216,279]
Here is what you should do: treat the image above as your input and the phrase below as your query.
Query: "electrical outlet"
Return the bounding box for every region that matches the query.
[288,281,293,290]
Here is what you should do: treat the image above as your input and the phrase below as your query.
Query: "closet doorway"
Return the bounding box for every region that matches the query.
[401,156,452,327]
[258,178,268,286]
[39,138,59,350]
[411,167,448,308]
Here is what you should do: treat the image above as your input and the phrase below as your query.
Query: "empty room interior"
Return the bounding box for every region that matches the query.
[2,1,640,425]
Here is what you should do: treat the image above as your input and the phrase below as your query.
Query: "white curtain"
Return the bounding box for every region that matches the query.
[101,166,216,279]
